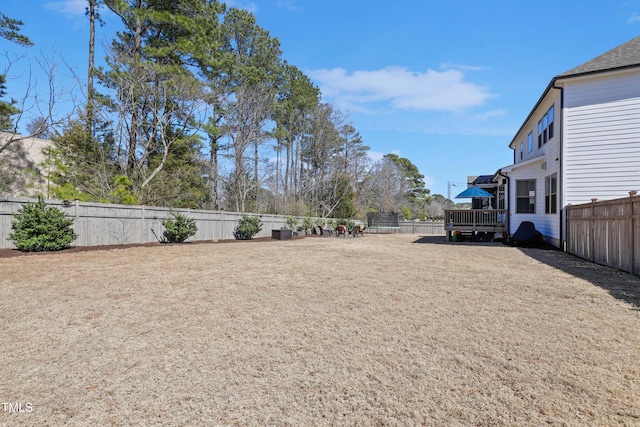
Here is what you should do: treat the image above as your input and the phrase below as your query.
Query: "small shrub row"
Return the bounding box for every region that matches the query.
[8,198,200,252]
[10,199,361,251]
[284,215,323,236]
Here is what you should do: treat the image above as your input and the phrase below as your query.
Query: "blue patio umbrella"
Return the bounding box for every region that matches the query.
[455,186,494,199]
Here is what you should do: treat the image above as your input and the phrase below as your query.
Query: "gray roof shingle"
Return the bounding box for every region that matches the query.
[558,35,640,78]
[472,175,495,185]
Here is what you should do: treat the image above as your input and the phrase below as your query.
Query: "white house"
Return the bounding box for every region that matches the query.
[0,132,52,197]
[499,35,640,248]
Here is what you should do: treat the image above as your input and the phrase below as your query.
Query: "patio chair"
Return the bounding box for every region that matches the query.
[318,225,333,237]
[350,225,366,237]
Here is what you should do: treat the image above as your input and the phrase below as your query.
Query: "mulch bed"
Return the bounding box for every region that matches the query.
[0,235,309,258]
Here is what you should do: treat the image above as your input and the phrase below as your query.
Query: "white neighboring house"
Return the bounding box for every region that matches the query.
[499,35,640,248]
[0,132,52,197]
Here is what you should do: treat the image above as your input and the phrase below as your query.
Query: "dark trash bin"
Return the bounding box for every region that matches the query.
[510,221,544,247]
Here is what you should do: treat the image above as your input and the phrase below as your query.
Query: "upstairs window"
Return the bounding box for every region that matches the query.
[527,132,533,152]
[548,105,555,139]
[538,105,555,146]
[519,142,524,160]
[538,120,543,148]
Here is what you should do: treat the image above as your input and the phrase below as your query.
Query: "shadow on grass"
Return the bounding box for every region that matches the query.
[413,235,640,310]
[520,246,640,311]
[412,235,502,247]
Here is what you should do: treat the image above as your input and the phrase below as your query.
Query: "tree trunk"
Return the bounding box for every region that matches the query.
[253,139,259,211]
[128,5,144,175]
[87,0,96,139]
[284,139,290,212]
[209,137,219,210]
[275,141,281,214]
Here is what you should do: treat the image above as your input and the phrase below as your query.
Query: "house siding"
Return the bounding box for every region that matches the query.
[563,72,640,206]
[563,71,640,108]
[509,93,561,155]
[0,133,51,197]
[505,91,562,244]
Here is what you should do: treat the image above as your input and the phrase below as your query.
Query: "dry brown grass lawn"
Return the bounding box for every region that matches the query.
[1,234,639,426]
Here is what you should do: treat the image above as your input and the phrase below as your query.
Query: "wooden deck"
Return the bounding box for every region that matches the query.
[444,209,507,242]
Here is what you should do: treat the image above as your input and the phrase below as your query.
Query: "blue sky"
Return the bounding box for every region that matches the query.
[2,0,640,197]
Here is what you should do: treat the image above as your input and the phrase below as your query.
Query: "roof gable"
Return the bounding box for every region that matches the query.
[558,35,640,78]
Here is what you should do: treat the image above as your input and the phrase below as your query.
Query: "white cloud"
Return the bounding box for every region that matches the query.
[440,63,488,72]
[308,66,495,113]
[44,0,86,16]
[628,13,640,23]
[470,109,507,122]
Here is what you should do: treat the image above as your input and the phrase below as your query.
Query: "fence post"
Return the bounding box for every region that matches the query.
[630,191,637,275]
[564,206,569,253]
[141,205,145,244]
[74,198,80,245]
[590,198,597,262]
[220,211,225,240]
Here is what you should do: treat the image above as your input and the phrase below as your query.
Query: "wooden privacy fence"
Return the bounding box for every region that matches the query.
[0,198,446,249]
[0,198,289,249]
[398,220,445,235]
[565,194,640,275]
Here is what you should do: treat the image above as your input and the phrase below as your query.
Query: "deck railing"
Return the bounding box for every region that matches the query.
[444,209,507,229]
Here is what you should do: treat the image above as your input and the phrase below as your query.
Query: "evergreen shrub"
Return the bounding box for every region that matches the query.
[162,212,197,243]
[285,215,298,230]
[234,215,262,240]
[9,196,78,252]
[301,216,314,234]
